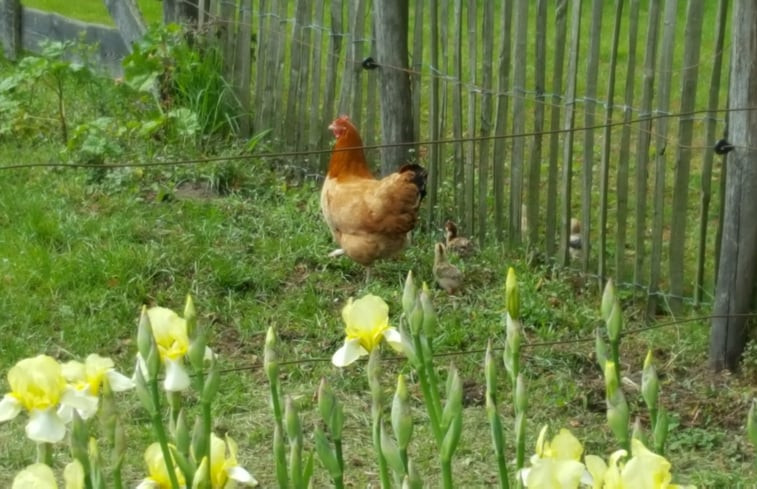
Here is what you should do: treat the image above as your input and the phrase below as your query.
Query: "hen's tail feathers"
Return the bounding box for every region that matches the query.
[399,163,428,200]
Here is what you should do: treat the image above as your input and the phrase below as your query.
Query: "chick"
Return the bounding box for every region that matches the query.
[444,220,475,257]
[433,242,464,294]
[569,218,582,261]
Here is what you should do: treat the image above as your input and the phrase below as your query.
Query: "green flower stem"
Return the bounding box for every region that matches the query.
[147,379,182,489]
[112,459,124,489]
[610,341,621,382]
[36,442,53,466]
[372,414,391,489]
[441,458,453,489]
[269,381,289,488]
[399,446,409,474]
[412,334,443,444]
[200,399,212,482]
[515,412,526,472]
[334,439,345,489]
[369,350,391,489]
[488,414,510,489]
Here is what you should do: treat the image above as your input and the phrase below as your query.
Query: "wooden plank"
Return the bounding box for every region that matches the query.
[615,0,640,282]
[219,0,237,83]
[337,0,363,127]
[492,0,513,242]
[477,0,494,243]
[373,0,413,174]
[633,0,661,287]
[427,0,441,229]
[647,0,678,316]
[580,0,603,271]
[709,0,757,371]
[364,24,377,147]
[284,0,311,148]
[668,0,704,311]
[526,0,547,246]
[260,0,287,131]
[509,0,528,246]
[695,0,728,304]
[320,0,342,169]
[545,0,568,256]
[464,0,477,230]
[308,0,325,152]
[1,0,22,60]
[349,0,365,132]
[235,0,253,138]
[451,0,464,218]
[598,0,622,283]
[557,0,582,267]
[102,0,146,51]
[253,0,269,132]
[411,0,424,143]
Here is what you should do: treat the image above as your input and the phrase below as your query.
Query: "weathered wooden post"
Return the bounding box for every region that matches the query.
[102,0,147,50]
[709,0,757,371]
[373,0,414,175]
[1,0,22,60]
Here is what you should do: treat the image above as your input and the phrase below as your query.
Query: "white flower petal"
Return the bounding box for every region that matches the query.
[61,387,99,420]
[0,394,22,422]
[331,338,368,367]
[228,465,258,485]
[163,358,191,392]
[133,354,148,381]
[105,370,136,392]
[58,404,74,424]
[382,328,404,353]
[26,408,66,443]
[135,480,161,489]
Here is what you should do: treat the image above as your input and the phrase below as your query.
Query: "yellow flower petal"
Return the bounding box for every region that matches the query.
[7,355,65,411]
[144,442,185,488]
[12,463,58,489]
[64,460,85,489]
[549,429,584,461]
[147,307,190,361]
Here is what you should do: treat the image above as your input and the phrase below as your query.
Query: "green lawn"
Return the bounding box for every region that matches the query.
[22,0,162,25]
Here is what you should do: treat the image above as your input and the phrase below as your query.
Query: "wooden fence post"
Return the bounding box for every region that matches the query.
[709,1,757,372]
[373,0,414,175]
[103,0,147,50]
[1,0,22,60]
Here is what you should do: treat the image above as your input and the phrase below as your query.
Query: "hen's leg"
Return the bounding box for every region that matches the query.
[328,248,345,258]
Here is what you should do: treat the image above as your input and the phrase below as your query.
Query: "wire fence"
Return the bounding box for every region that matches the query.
[207,312,757,376]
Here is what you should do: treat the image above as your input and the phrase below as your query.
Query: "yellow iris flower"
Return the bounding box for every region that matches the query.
[331,295,403,367]
[0,355,71,443]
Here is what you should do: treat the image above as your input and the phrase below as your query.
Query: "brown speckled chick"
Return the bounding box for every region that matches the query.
[433,242,464,294]
[444,220,475,258]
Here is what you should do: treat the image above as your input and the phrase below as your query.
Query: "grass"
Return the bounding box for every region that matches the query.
[21,0,162,25]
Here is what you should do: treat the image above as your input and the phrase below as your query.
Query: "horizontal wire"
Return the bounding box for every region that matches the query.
[212,312,756,375]
[2,106,753,172]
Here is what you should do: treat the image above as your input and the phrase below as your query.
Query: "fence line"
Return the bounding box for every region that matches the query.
[1,0,735,312]
[193,312,757,376]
